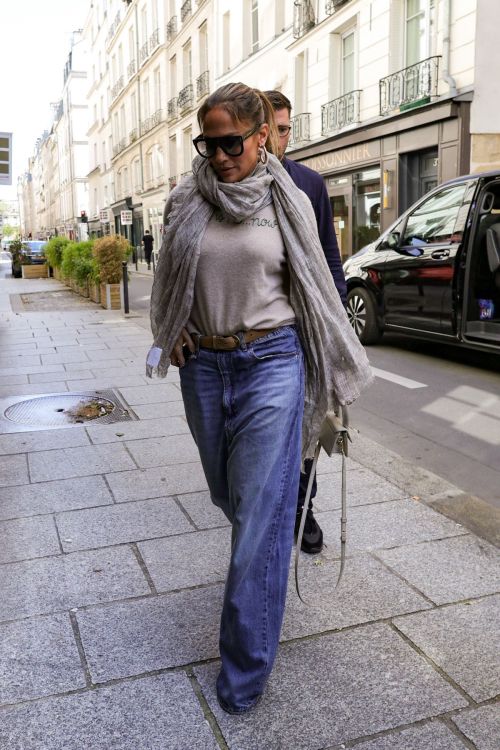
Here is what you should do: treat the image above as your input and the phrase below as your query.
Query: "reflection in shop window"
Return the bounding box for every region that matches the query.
[353,169,381,251]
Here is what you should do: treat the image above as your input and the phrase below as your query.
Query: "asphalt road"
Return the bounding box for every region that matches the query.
[126,272,500,508]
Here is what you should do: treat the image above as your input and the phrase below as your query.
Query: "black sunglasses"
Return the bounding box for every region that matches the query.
[193,124,260,158]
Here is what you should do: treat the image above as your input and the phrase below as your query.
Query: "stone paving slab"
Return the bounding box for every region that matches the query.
[281,554,431,640]
[0,373,29,386]
[118,383,182,405]
[106,462,208,502]
[85,416,188,443]
[124,433,200,468]
[64,358,125,372]
[138,527,231,591]
[76,586,223,682]
[194,624,467,750]
[69,375,147,390]
[28,443,137,482]
[0,364,65,377]
[377,534,500,604]
[177,490,229,529]
[395,595,500,702]
[313,466,408,511]
[84,348,136,362]
[0,426,90,455]
[0,613,85,706]
[0,382,70,398]
[56,497,194,552]
[318,498,466,557]
[27,370,95,383]
[0,454,29,487]
[0,355,42,368]
[40,351,90,365]
[0,515,60,564]
[346,721,468,750]
[131,400,187,419]
[0,672,219,750]
[452,704,500,750]
[0,546,150,621]
[0,475,114,520]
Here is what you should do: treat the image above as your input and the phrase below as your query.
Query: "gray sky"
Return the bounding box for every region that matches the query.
[0,1,89,202]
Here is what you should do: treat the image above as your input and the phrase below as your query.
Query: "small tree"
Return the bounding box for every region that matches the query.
[93,234,131,284]
[45,236,70,270]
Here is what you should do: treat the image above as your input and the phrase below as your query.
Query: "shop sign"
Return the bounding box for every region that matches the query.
[100,209,110,223]
[300,142,380,174]
[120,210,133,225]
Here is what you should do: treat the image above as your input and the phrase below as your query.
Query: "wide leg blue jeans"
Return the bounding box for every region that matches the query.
[179,326,304,712]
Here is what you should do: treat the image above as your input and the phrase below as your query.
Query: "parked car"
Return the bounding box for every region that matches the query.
[11,240,47,277]
[343,171,500,354]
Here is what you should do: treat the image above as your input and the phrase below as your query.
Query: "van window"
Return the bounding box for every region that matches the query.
[402,183,469,246]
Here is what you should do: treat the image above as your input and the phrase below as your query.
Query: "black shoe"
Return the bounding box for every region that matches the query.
[295,508,323,554]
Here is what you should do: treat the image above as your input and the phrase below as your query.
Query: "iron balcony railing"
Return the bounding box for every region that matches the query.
[293,0,315,39]
[321,90,361,135]
[139,40,149,64]
[168,176,178,191]
[379,55,441,116]
[178,83,194,112]
[127,59,136,78]
[141,111,161,136]
[325,0,351,14]
[167,97,178,121]
[166,15,177,42]
[181,0,192,23]
[196,70,210,99]
[129,127,138,143]
[288,113,311,146]
[111,75,124,101]
[149,28,160,51]
[106,10,121,45]
[112,137,128,158]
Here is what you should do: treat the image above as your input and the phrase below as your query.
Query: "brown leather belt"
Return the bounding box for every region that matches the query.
[196,328,276,351]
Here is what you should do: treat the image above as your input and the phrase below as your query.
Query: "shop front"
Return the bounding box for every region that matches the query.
[291,99,470,260]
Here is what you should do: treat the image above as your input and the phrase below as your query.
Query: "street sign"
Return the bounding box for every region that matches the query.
[100,209,110,223]
[121,210,133,225]
[0,132,12,186]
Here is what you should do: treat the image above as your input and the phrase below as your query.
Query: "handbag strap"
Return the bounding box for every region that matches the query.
[294,409,350,606]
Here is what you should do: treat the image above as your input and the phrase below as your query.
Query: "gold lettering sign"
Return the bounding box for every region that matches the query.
[299,142,379,173]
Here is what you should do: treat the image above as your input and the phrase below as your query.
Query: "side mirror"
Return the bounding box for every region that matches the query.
[380,232,400,250]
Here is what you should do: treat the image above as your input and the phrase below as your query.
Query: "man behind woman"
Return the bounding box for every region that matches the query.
[148,82,372,714]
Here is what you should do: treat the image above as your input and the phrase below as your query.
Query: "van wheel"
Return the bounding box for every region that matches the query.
[347,288,382,345]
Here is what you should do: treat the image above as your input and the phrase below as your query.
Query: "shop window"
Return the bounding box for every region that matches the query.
[399,148,438,211]
[353,169,381,251]
[401,183,468,246]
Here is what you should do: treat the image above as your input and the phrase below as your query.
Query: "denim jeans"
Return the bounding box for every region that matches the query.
[179,326,304,712]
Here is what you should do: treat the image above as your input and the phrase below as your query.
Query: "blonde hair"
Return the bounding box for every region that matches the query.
[197,82,279,156]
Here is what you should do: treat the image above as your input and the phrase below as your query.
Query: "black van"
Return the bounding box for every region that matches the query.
[343,171,500,354]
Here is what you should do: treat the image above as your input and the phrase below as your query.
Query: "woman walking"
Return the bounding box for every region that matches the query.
[147,83,372,714]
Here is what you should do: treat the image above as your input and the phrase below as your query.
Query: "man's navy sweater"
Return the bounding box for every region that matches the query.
[283,157,347,306]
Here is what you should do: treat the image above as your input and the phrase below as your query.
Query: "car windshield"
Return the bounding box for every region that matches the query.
[25,242,46,254]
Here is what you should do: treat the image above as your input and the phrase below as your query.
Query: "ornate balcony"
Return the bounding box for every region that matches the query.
[149,28,160,51]
[106,10,121,45]
[321,90,361,135]
[196,70,210,99]
[325,0,351,14]
[288,113,310,147]
[167,97,178,121]
[139,40,149,64]
[181,0,192,23]
[127,59,136,79]
[293,1,315,39]
[379,56,440,116]
[111,75,124,101]
[129,127,138,143]
[168,176,178,191]
[178,83,194,113]
[151,108,162,128]
[166,15,177,42]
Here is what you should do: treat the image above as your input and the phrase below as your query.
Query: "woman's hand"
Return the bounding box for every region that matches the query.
[169,328,195,368]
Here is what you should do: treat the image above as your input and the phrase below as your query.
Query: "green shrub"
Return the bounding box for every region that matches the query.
[45,236,70,269]
[93,234,131,284]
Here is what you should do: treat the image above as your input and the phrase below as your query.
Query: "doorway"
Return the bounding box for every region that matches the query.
[328,177,351,262]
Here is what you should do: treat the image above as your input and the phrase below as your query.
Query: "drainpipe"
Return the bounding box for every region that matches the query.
[442,0,457,97]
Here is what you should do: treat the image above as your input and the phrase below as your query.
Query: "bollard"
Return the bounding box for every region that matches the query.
[122,260,129,314]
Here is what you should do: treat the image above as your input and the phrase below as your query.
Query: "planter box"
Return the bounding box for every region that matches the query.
[100,282,123,310]
[89,282,101,304]
[21,264,49,279]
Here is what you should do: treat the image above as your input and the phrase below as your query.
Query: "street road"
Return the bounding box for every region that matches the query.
[125,272,500,507]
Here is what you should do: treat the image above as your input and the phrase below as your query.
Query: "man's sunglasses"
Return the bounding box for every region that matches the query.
[193,124,260,158]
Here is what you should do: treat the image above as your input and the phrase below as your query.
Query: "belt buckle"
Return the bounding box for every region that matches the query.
[211,335,230,350]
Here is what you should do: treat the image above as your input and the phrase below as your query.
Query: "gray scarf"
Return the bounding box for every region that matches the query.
[148,153,373,457]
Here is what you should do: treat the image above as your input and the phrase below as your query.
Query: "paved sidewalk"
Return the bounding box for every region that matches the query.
[0,277,499,750]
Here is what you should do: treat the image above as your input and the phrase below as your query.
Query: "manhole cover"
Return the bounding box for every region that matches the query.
[4,390,135,428]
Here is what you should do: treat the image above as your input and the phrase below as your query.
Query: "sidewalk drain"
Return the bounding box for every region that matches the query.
[2,390,136,430]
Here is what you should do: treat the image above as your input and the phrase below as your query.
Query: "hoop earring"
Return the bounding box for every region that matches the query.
[258,145,268,164]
